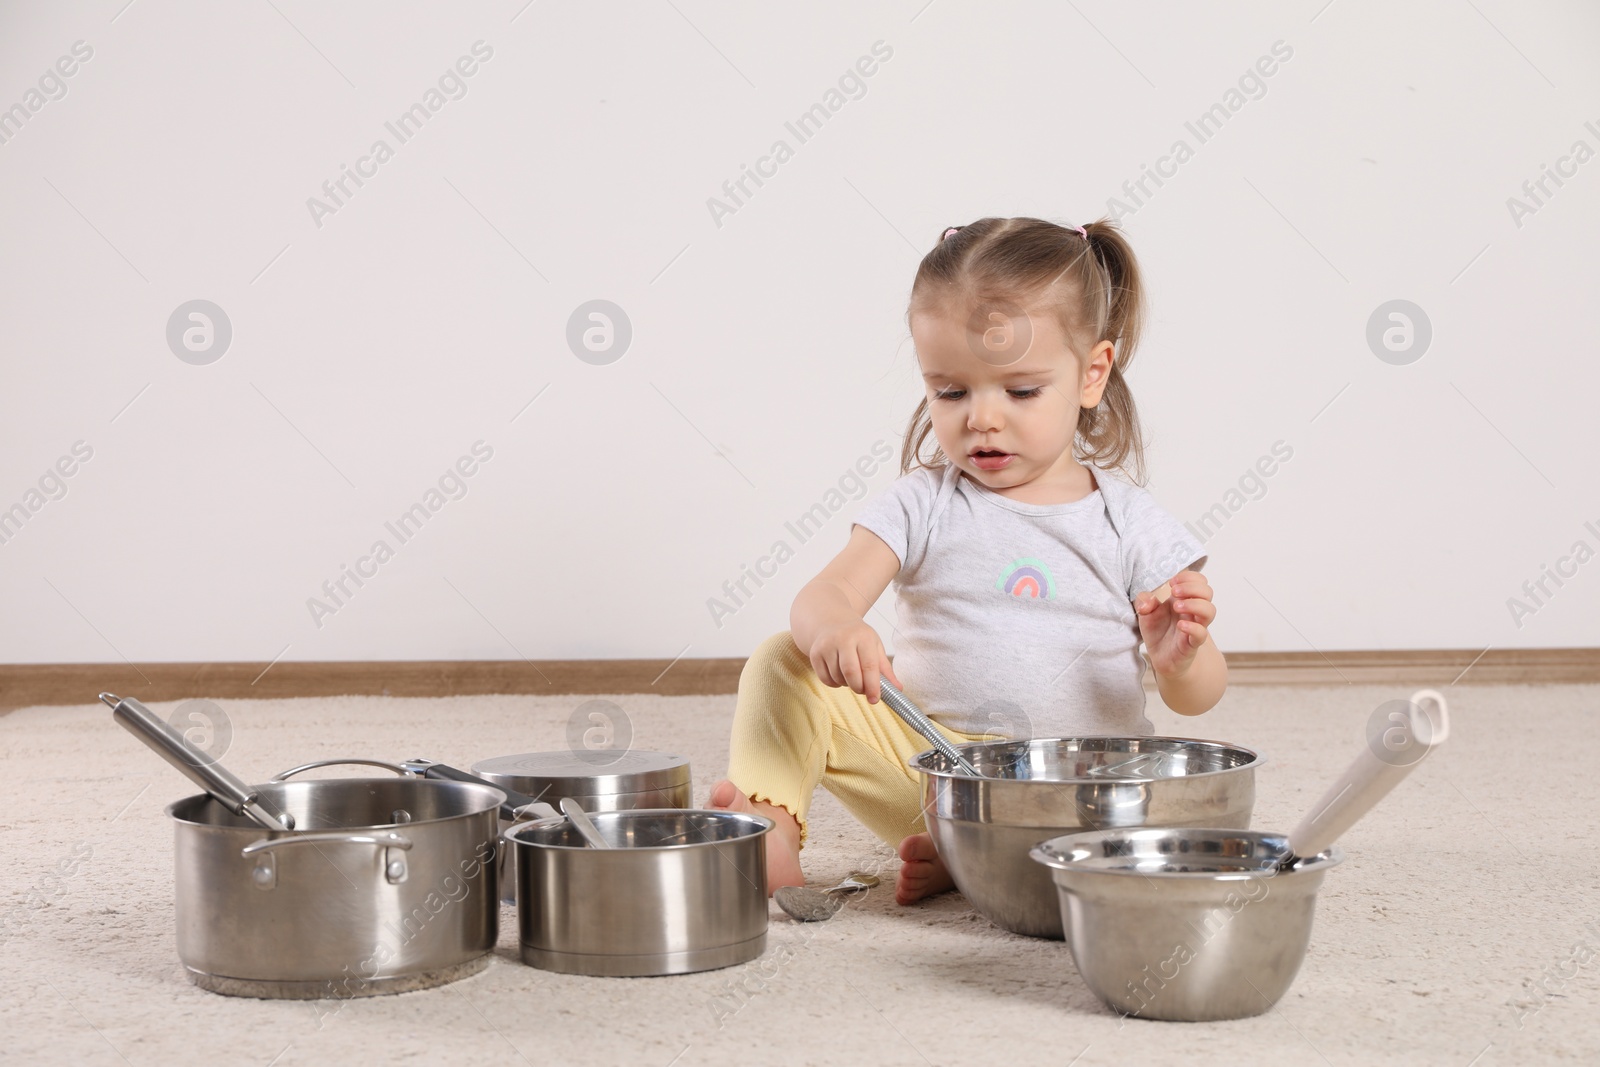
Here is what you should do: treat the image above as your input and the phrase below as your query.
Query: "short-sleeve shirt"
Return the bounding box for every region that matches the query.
[851,462,1207,738]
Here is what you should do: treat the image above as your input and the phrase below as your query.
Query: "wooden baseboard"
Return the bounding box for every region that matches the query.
[2,648,1595,714]
[0,658,748,715]
[1200,647,1597,686]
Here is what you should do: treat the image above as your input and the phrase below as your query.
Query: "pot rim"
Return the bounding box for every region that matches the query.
[163,778,507,831]
[502,807,772,852]
[909,734,1264,784]
[474,782,692,801]
[470,750,693,796]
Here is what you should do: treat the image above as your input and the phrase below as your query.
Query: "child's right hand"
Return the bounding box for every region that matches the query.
[808,621,902,704]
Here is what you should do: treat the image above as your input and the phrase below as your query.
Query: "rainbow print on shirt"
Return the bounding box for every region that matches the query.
[996,557,1055,599]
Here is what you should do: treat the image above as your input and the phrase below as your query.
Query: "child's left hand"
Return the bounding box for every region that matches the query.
[1134,569,1214,678]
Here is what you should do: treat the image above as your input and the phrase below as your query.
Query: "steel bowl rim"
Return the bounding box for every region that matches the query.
[502,807,773,852]
[908,735,1265,784]
[1029,827,1345,879]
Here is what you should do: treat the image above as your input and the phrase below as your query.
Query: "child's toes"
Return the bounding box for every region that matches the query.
[895,832,955,904]
[706,779,750,812]
[897,832,938,863]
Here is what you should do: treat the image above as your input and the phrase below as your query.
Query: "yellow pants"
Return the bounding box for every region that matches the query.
[726,630,989,848]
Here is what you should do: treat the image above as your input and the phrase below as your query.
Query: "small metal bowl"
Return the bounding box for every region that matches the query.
[911,737,1262,939]
[1031,828,1343,1021]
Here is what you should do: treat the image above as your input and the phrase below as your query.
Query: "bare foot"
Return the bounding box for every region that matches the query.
[708,780,804,896]
[895,833,955,905]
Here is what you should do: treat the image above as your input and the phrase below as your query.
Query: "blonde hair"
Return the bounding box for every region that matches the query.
[901,216,1149,485]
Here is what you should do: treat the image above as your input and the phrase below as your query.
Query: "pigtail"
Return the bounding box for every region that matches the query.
[899,395,940,474]
[1076,220,1147,486]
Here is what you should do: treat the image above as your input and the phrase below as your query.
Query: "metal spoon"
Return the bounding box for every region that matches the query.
[775,872,881,922]
[561,797,611,849]
[104,692,293,831]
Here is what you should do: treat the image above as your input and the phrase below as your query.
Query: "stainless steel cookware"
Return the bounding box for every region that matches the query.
[1031,689,1450,1021]
[466,750,692,902]
[1032,827,1340,1021]
[911,736,1261,939]
[502,808,771,976]
[469,749,692,810]
[161,758,505,999]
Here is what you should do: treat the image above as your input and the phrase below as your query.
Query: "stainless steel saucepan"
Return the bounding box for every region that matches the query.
[109,695,506,999]
[403,756,773,976]
[502,807,773,976]
[468,750,693,903]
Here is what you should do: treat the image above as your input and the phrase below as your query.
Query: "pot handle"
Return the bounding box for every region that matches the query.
[241,831,415,889]
[402,758,554,822]
[270,758,416,782]
[241,830,414,856]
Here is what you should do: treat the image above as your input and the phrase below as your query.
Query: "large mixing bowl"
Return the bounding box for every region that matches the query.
[1032,827,1343,1021]
[911,737,1262,939]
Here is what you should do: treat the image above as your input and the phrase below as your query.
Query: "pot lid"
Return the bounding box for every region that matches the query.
[471,750,691,798]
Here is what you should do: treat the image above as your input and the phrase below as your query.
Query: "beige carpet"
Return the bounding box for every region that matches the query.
[2,683,1596,1066]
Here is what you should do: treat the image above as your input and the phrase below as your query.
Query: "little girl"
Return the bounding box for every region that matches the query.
[708,216,1228,903]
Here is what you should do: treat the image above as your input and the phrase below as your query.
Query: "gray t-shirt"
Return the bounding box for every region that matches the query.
[852,462,1207,738]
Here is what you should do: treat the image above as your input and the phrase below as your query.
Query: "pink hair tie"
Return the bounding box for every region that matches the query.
[942,226,959,240]
[1073,224,1089,239]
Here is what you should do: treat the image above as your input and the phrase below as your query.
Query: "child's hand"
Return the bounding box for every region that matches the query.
[1134,569,1214,679]
[808,621,902,704]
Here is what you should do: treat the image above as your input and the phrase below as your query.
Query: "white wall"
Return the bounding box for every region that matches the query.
[2,1,1596,666]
